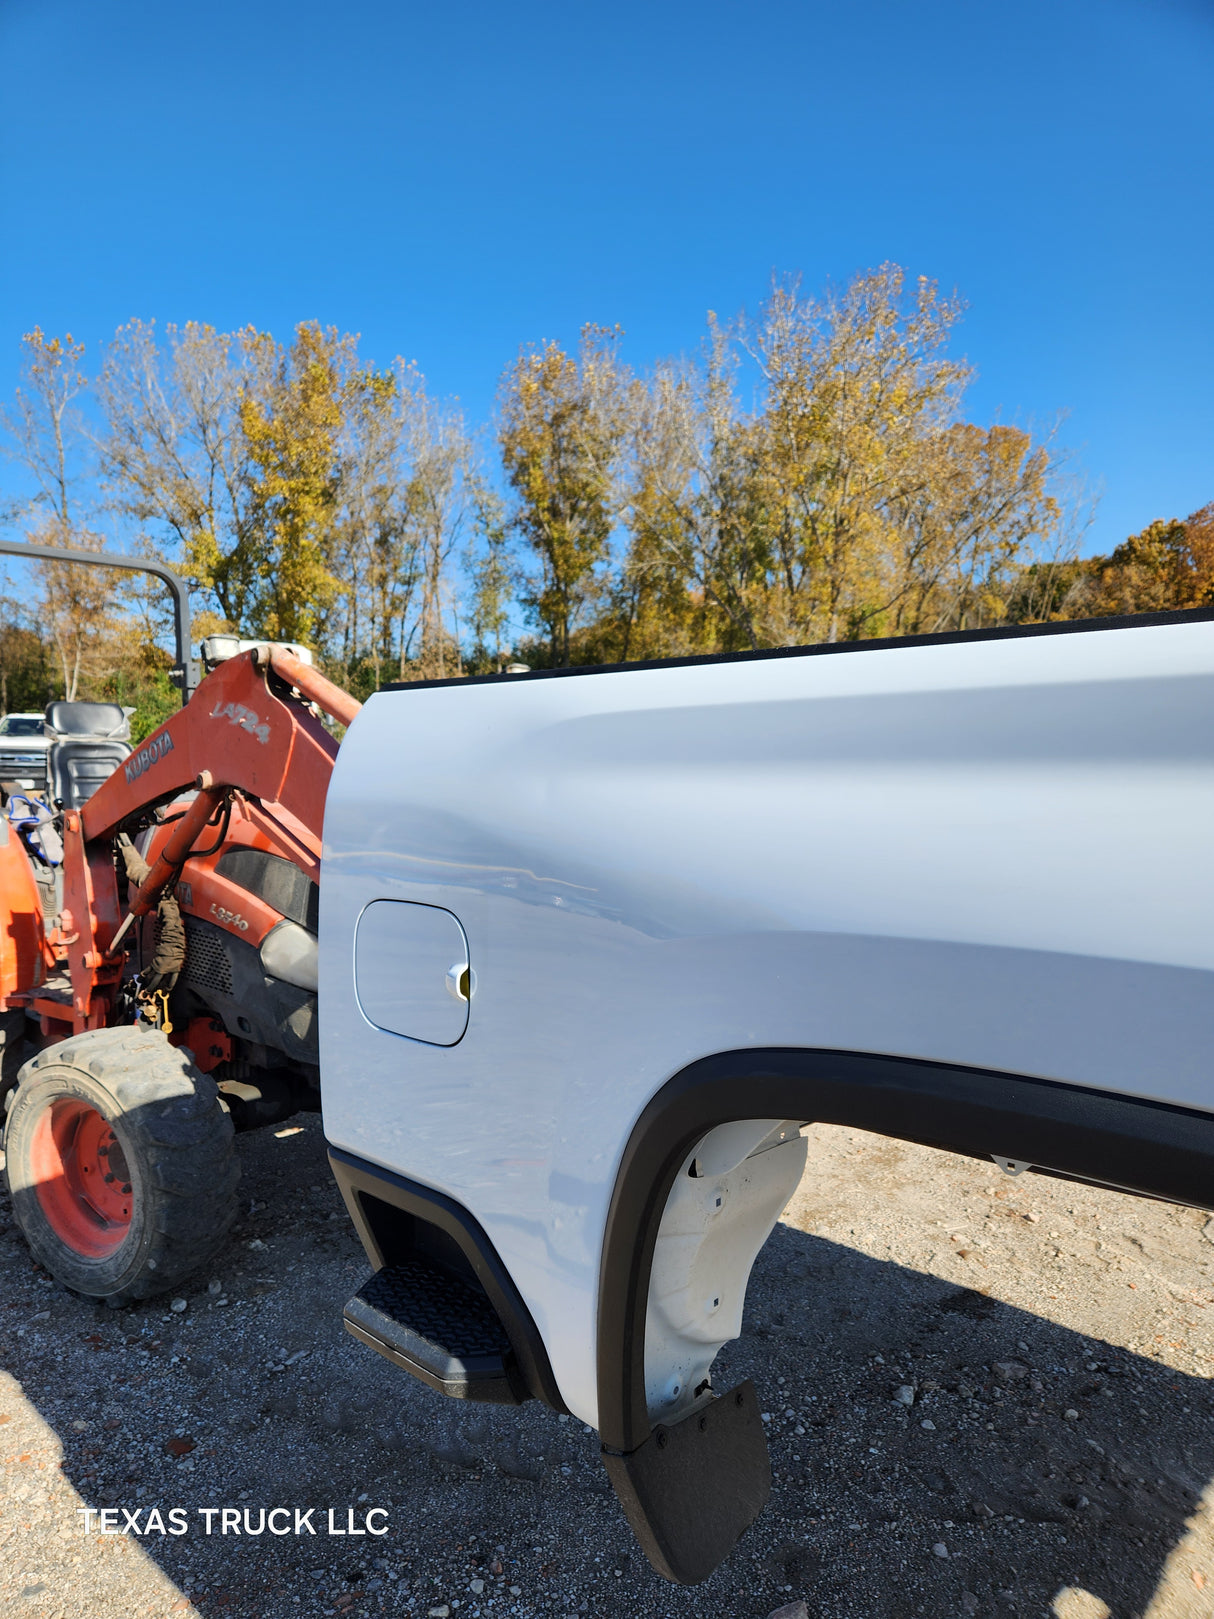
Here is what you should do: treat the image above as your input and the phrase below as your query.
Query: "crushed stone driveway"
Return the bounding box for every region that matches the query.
[0,1119,1211,1619]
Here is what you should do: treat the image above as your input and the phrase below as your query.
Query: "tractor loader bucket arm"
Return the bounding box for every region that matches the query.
[78,648,348,850]
[55,647,361,1035]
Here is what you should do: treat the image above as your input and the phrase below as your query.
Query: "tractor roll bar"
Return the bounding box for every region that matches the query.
[0,539,197,701]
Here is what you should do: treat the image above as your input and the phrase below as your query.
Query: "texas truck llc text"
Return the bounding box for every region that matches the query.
[77,1507,389,1537]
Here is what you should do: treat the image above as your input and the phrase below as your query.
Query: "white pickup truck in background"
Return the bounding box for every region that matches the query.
[315,610,1214,1582]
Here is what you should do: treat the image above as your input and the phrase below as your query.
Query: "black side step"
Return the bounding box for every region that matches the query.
[343,1259,527,1405]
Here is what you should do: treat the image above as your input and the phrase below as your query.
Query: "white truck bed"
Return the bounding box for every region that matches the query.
[319,614,1214,1581]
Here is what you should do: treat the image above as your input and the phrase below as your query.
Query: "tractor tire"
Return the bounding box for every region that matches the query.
[3,1025,240,1305]
[0,1008,27,1113]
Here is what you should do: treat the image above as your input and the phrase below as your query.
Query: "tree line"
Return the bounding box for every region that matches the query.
[0,263,1209,738]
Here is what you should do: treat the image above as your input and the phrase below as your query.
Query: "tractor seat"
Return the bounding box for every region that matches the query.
[44,702,130,741]
[44,703,132,810]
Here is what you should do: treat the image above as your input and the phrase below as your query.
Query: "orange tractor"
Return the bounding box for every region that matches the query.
[0,539,358,1304]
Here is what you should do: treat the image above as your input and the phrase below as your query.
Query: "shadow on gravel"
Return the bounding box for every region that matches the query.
[0,1125,1210,1619]
[714,1219,1214,1619]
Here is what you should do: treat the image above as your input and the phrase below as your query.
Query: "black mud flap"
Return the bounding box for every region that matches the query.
[600,1381,771,1584]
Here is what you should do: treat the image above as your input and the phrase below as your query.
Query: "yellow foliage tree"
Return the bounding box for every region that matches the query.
[620,319,764,657]
[1076,505,1214,618]
[618,267,1075,654]
[498,326,629,666]
[224,322,350,642]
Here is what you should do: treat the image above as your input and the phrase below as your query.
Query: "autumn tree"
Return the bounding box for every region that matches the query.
[619,321,765,657]
[97,321,470,681]
[6,266,1186,708]
[1072,504,1214,617]
[400,384,473,680]
[616,267,1077,654]
[0,330,119,698]
[231,323,350,642]
[98,320,350,642]
[0,612,54,715]
[498,326,629,666]
[1,328,88,528]
[95,319,257,639]
[463,484,515,671]
[879,422,1064,634]
[329,361,417,692]
[741,267,970,643]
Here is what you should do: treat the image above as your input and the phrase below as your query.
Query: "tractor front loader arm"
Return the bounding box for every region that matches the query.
[79,646,349,848]
[53,646,360,1037]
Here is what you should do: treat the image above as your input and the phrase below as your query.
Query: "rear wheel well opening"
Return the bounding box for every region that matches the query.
[596,1045,1214,1456]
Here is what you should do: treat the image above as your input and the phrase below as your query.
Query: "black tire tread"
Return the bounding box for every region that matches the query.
[0,1008,27,1104]
[7,1025,240,1304]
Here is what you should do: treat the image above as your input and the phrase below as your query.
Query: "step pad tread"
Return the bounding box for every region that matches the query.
[356,1258,510,1360]
[343,1257,523,1404]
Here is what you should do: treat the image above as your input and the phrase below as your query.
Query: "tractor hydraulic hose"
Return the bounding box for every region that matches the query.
[106,773,226,958]
[264,645,362,730]
[188,793,233,859]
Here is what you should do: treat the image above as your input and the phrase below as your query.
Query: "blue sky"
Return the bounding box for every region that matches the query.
[1,0,1211,555]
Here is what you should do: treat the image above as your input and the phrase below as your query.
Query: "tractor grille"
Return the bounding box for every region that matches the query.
[183,919,234,995]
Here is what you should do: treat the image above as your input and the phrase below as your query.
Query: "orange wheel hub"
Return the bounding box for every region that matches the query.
[30,1099,133,1258]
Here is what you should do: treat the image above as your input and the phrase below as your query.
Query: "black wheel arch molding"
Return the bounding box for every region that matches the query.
[594,1046,1214,1581]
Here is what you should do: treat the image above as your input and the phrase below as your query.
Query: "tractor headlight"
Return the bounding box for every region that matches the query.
[259,920,318,992]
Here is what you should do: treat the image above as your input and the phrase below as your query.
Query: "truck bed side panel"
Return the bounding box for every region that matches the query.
[319,622,1214,1422]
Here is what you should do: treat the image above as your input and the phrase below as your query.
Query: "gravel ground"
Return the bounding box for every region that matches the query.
[0,1118,1211,1619]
